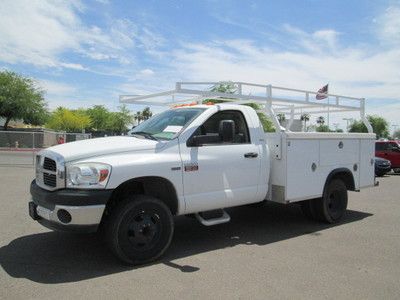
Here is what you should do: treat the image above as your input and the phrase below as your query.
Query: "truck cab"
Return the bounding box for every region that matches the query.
[375,140,400,171]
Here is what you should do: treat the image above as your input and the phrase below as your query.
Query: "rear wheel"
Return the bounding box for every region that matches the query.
[105,195,174,265]
[393,168,400,174]
[314,179,348,223]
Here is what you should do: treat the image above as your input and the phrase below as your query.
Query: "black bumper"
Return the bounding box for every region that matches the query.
[29,180,113,233]
[30,180,113,210]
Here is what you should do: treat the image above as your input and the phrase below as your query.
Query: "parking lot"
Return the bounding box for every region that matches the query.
[0,165,399,299]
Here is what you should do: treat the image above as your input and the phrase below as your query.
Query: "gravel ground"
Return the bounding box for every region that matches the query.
[0,166,399,299]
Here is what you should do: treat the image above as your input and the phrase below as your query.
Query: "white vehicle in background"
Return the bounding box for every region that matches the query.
[29,82,376,265]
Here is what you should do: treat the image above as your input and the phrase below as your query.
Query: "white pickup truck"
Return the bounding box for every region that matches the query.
[29,82,376,264]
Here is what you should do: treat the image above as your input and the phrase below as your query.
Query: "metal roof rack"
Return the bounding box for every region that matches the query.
[120,81,372,133]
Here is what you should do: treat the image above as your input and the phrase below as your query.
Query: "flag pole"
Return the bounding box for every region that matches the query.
[327,84,330,129]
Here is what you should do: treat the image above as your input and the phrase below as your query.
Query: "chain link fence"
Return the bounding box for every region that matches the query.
[0,130,91,166]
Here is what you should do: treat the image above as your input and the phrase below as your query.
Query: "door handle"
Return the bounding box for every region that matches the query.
[244,152,258,158]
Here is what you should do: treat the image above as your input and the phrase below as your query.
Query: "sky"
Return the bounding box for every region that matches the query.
[0,0,399,131]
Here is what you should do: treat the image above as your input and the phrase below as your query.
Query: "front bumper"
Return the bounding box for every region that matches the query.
[375,165,392,173]
[29,180,113,233]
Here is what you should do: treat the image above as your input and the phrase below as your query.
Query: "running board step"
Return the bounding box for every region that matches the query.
[195,209,230,226]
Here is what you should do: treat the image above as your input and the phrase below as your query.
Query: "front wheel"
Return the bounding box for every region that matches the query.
[105,195,174,265]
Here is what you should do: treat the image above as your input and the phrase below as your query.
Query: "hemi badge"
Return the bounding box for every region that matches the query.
[171,167,181,171]
[184,164,199,172]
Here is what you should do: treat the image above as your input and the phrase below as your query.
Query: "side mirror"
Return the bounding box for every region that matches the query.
[219,120,235,143]
[187,133,220,147]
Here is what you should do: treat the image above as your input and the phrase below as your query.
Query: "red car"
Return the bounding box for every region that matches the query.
[375,140,400,173]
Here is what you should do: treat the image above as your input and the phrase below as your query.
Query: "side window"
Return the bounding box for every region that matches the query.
[376,143,390,151]
[196,110,250,145]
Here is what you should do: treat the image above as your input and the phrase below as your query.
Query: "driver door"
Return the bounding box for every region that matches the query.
[179,110,261,214]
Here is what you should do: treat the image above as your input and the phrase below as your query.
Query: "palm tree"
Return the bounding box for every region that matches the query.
[277,113,286,123]
[142,107,153,121]
[134,111,143,125]
[301,113,310,131]
[316,116,325,126]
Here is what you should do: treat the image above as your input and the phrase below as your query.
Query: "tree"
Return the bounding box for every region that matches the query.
[316,125,331,132]
[46,107,91,132]
[106,105,133,133]
[134,111,143,124]
[300,114,310,131]
[349,115,389,139]
[86,105,111,131]
[316,116,325,126]
[0,71,48,130]
[277,113,286,123]
[210,81,237,94]
[243,103,275,132]
[134,107,153,125]
[141,107,153,121]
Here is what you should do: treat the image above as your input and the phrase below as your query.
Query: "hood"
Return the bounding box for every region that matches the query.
[44,136,162,162]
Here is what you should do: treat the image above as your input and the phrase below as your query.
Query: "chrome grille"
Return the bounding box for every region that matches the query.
[43,173,57,187]
[43,157,56,171]
[35,150,65,191]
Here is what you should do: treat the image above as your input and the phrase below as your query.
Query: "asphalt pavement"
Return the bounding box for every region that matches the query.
[0,166,399,299]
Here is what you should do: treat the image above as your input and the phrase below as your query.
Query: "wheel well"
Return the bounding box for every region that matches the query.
[325,168,355,192]
[104,176,179,218]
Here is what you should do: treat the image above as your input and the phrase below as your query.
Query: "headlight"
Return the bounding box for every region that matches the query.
[66,163,111,189]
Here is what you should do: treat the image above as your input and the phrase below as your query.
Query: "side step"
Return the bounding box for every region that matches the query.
[195,209,230,226]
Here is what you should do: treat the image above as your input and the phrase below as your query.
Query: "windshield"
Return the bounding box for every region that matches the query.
[131,108,205,140]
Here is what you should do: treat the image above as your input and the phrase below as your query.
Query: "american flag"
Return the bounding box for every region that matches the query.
[316,84,329,100]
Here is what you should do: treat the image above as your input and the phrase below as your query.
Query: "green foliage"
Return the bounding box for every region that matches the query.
[0,70,49,130]
[349,115,389,139]
[46,107,91,132]
[47,105,134,133]
[106,105,133,133]
[210,82,237,94]
[316,125,331,132]
[277,113,286,123]
[86,105,110,131]
[243,103,276,132]
[134,106,153,124]
[301,113,310,131]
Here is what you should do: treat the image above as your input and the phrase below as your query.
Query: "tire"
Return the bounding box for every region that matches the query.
[314,179,348,223]
[393,168,400,174]
[105,195,174,265]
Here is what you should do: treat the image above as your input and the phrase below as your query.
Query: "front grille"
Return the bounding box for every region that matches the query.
[36,153,64,191]
[43,173,57,187]
[43,157,56,171]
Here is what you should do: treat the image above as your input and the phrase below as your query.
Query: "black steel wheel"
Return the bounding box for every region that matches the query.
[106,195,174,265]
[314,179,348,223]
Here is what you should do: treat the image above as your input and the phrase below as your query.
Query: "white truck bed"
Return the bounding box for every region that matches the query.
[266,132,376,204]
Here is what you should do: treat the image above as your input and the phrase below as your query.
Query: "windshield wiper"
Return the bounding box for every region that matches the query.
[131,131,158,141]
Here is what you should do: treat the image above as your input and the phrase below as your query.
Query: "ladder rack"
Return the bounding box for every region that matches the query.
[120,81,372,133]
